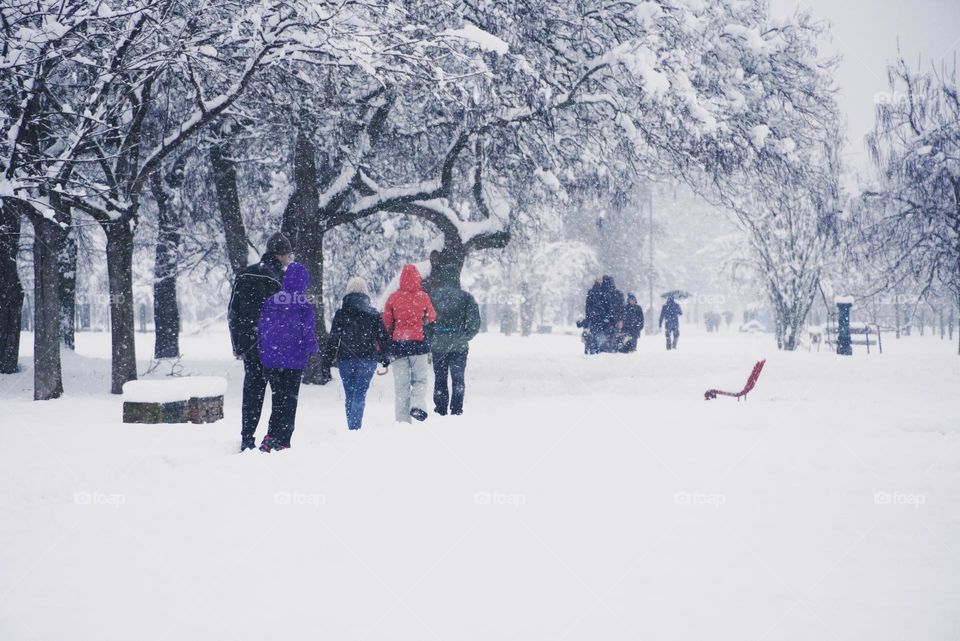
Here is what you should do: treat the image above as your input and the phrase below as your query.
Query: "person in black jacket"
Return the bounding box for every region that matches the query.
[426,264,481,416]
[598,276,625,336]
[620,293,644,352]
[583,276,603,353]
[323,277,391,430]
[588,275,624,352]
[659,294,683,350]
[619,293,645,352]
[228,232,291,450]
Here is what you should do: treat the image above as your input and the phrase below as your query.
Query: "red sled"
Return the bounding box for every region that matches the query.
[704,360,766,401]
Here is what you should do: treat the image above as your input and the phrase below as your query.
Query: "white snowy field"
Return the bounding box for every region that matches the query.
[1,326,959,641]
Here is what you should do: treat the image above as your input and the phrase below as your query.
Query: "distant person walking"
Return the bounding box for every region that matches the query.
[324,277,390,430]
[256,262,318,452]
[427,264,481,416]
[583,276,603,353]
[659,294,683,350]
[620,293,644,353]
[383,264,436,422]
[228,232,291,452]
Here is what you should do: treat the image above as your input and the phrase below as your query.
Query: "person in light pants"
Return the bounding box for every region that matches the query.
[383,264,437,423]
[390,354,431,422]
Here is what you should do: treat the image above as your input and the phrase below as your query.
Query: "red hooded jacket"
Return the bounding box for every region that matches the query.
[383,264,437,344]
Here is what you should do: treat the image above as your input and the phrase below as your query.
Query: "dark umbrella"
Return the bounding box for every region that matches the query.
[660,290,691,300]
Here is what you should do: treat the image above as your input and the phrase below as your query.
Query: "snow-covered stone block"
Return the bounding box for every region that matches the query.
[122,377,227,424]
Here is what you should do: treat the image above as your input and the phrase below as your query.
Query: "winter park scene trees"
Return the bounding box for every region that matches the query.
[1,0,959,639]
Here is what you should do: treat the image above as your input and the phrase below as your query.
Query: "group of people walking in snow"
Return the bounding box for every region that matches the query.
[228,234,481,453]
[581,275,684,353]
[581,275,645,354]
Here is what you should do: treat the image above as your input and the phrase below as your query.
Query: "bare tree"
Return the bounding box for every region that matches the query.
[861,59,960,353]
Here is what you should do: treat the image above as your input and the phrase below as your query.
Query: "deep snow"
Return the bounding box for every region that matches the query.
[1,327,959,640]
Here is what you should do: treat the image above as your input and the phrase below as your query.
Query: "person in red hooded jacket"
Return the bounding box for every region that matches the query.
[383,264,437,422]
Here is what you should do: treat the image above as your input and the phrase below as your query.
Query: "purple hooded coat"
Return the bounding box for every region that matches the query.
[257,262,319,369]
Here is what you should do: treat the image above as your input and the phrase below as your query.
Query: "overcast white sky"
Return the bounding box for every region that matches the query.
[768,0,960,173]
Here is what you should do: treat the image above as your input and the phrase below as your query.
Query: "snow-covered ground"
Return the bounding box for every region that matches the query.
[1,327,959,640]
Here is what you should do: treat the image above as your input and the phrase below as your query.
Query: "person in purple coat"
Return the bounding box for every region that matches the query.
[256,262,318,452]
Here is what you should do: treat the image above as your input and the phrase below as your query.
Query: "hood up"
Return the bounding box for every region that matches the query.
[398,264,423,293]
[282,262,310,294]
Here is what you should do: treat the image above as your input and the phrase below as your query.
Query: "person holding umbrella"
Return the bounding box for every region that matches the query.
[659,292,685,350]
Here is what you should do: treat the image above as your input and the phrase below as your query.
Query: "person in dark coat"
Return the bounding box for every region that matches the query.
[228,232,291,451]
[619,293,644,353]
[427,264,481,416]
[588,275,624,352]
[597,276,625,337]
[323,277,391,430]
[256,262,318,451]
[583,276,603,353]
[659,294,683,350]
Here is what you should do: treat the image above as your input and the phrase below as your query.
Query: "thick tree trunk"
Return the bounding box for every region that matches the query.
[57,225,76,350]
[51,193,77,350]
[282,130,331,385]
[105,224,137,394]
[301,230,331,385]
[210,141,248,276]
[770,281,815,352]
[32,216,63,399]
[0,204,24,374]
[150,170,181,359]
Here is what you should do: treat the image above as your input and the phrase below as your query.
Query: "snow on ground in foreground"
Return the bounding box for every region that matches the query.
[1,327,959,640]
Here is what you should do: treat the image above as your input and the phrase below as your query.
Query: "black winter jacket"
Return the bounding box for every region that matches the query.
[584,282,603,327]
[426,266,481,354]
[325,293,391,366]
[228,257,282,355]
[596,279,624,331]
[659,300,683,330]
[623,305,645,337]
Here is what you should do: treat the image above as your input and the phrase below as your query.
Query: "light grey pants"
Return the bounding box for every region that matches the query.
[391,354,430,422]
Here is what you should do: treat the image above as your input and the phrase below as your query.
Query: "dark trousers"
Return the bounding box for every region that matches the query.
[665,326,679,350]
[265,368,303,446]
[433,351,468,415]
[241,351,268,439]
[339,358,377,430]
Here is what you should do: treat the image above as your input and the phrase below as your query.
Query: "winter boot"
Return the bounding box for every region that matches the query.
[259,436,288,452]
[241,436,256,452]
[410,408,428,422]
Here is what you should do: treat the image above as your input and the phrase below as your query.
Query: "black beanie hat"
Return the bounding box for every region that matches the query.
[266,232,292,257]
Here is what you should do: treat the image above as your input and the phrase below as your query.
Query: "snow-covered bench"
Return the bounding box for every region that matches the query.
[821,322,882,354]
[122,377,227,424]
